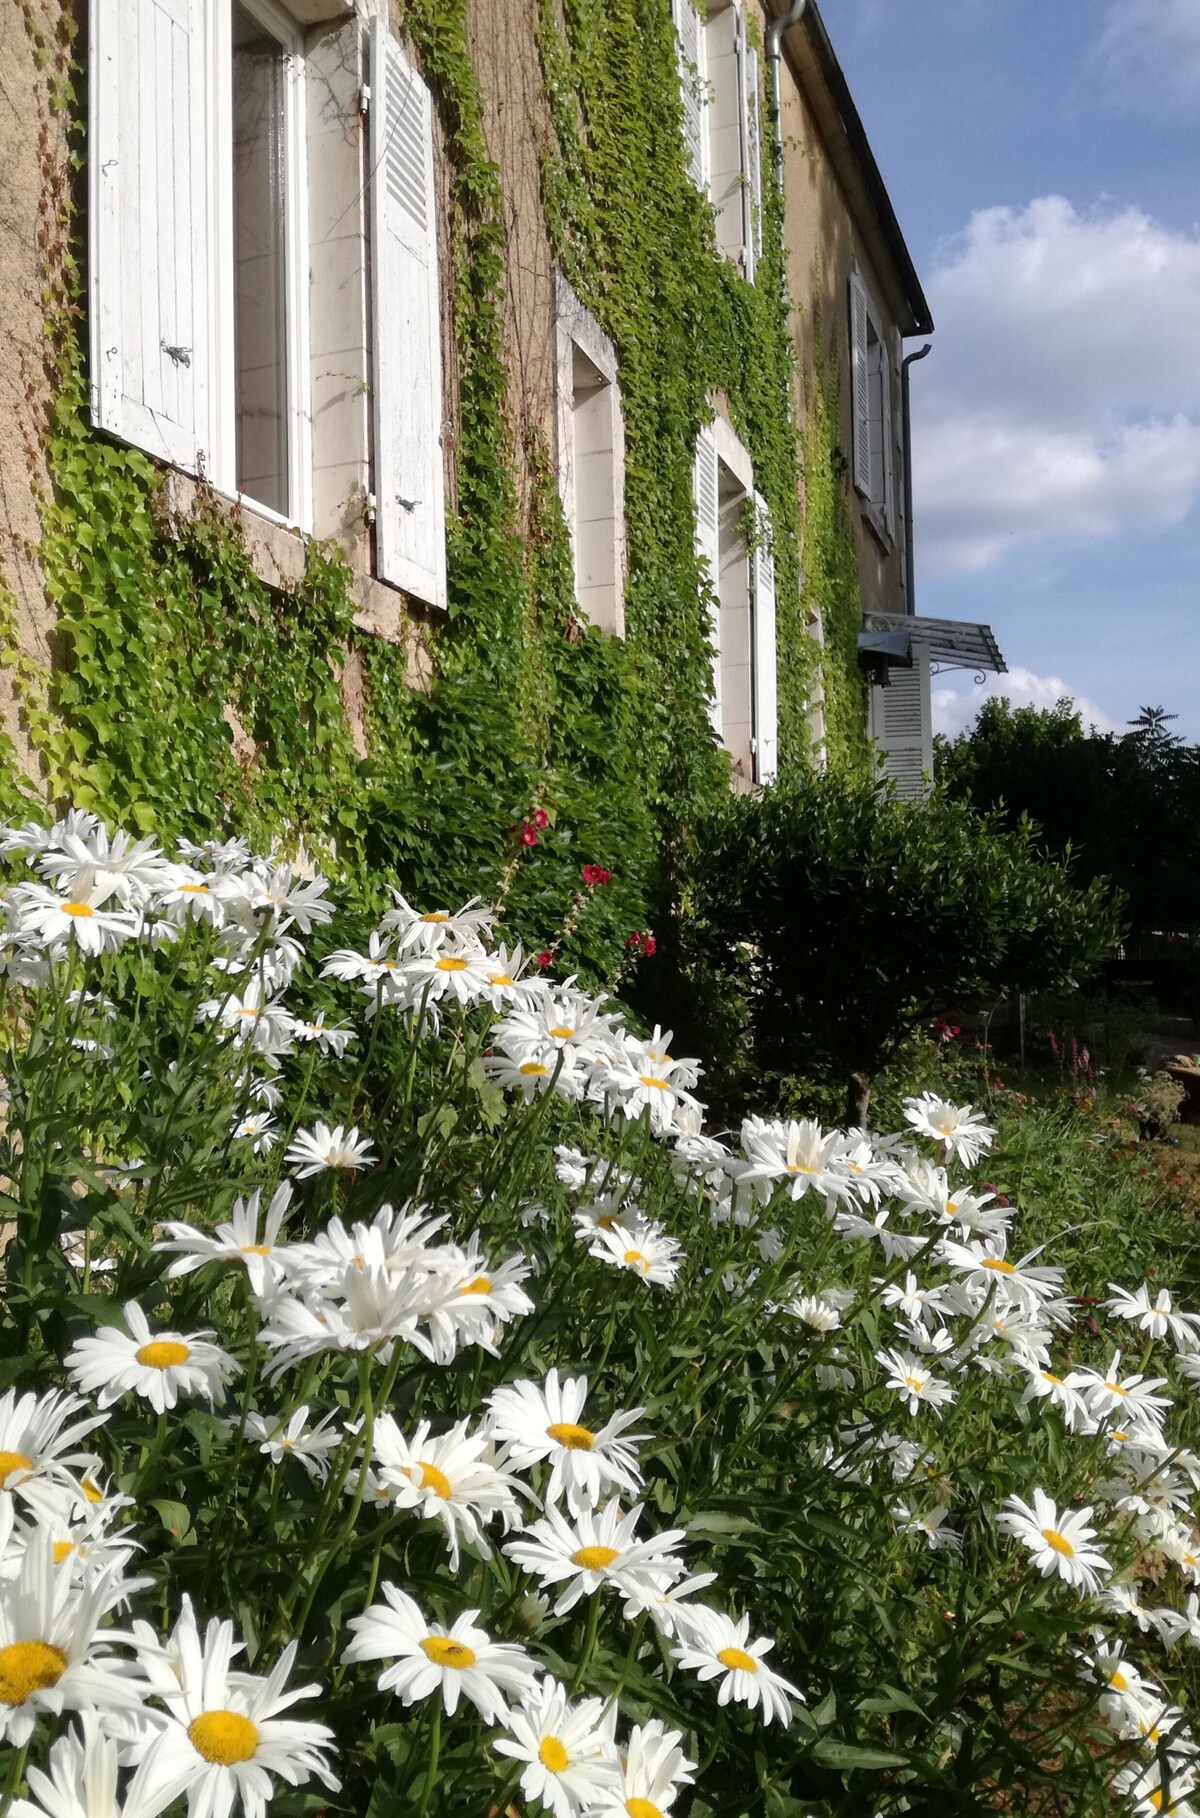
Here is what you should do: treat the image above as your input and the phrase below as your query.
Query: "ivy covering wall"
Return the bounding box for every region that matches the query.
[0,0,867,985]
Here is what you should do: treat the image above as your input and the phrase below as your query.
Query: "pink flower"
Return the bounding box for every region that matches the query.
[519,824,539,848]
[581,864,611,887]
[532,808,549,830]
[533,949,553,970]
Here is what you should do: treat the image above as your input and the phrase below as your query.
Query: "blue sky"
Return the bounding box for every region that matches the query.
[834,0,1200,741]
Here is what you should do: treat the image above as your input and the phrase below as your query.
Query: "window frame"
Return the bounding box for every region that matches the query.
[213,0,312,531]
[555,273,626,637]
[849,264,896,548]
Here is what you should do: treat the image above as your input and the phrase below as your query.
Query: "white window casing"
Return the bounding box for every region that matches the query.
[869,644,933,799]
[880,340,895,538]
[737,21,762,280]
[555,276,625,636]
[89,0,214,473]
[693,421,722,734]
[751,490,778,784]
[671,0,708,191]
[849,267,872,499]
[369,19,447,610]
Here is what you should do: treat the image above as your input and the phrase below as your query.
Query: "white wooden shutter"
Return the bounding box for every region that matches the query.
[870,642,933,798]
[849,269,872,498]
[370,21,447,609]
[880,342,895,536]
[88,0,212,471]
[693,423,722,735]
[751,491,778,784]
[671,0,708,192]
[737,23,762,280]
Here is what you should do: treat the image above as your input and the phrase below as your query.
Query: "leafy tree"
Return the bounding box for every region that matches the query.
[683,772,1123,1122]
[937,699,1200,939]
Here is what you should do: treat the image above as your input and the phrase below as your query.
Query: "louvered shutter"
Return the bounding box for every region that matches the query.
[849,269,872,498]
[751,491,778,784]
[871,642,933,799]
[693,423,722,735]
[671,0,708,192]
[880,342,895,536]
[88,0,212,471]
[738,23,762,280]
[370,21,447,609]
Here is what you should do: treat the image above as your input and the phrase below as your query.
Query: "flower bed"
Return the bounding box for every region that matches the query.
[0,813,1199,1817]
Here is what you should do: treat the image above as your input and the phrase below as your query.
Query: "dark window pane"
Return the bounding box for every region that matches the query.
[232,5,288,515]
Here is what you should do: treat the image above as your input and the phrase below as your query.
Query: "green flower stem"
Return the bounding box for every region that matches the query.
[570,1587,603,1694]
[0,1741,28,1818]
[416,1699,441,1817]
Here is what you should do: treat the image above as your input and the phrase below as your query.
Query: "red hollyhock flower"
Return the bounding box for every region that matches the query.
[518,823,539,847]
[581,864,611,887]
[533,949,553,970]
[626,931,643,949]
[640,933,657,956]
[532,808,549,829]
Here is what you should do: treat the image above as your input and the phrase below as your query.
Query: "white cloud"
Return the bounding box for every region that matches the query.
[916,197,1200,576]
[1096,0,1200,111]
[931,667,1120,742]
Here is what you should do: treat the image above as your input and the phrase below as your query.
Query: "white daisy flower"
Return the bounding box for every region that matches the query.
[11,1712,164,1818]
[504,1499,686,1615]
[938,1236,1065,1318]
[197,979,295,1055]
[15,872,140,955]
[321,932,403,985]
[671,1606,802,1726]
[1112,1755,1199,1817]
[342,1586,537,1721]
[738,1116,850,1204]
[484,1050,586,1102]
[158,869,226,927]
[0,1527,145,1745]
[485,1370,647,1516]
[370,1416,525,1568]
[65,1301,239,1413]
[284,1122,377,1180]
[589,1718,696,1818]
[378,892,494,955]
[494,1678,619,1818]
[292,1014,355,1057]
[240,1406,342,1482]
[0,1388,105,1526]
[620,1569,719,1638]
[903,1093,996,1165]
[37,826,171,907]
[1069,1350,1172,1438]
[476,943,547,1011]
[131,1595,338,1818]
[997,1489,1110,1594]
[155,1184,293,1296]
[894,1502,962,1554]
[587,1219,683,1288]
[1105,1282,1200,1350]
[876,1347,957,1418]
[400,945,499,1007]
[833,1205,926,1261]
[230,1113,277,1153]
[1020,1365,1091,1431]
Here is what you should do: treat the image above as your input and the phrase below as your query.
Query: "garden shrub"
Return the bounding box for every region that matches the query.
[1,809,1199,1817]
[682,771,1125,1125]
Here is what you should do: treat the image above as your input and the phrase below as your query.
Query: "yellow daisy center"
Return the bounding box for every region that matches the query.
[420,912,451,923]
[519,1062,549,1077]
[903,1375,925,1392]
[61,902,95,918]
[52,1541,74,1564]
[419,1636,475,1670]
[627,1802,664,1818]
[1041,1372,1062,1385]
[188,1711,259,1765]
[623,1250,648,1271]
[436,956,469,972]
[489,973,512,987]
[135,1340,191,1369]
[572,1544,619,1570]
[785,1163,816,1174]
[416,1462,452,1500]
[638,1075,669,1091]
[0,1450,32,1487]
[546,1421,595,1451]
[0,1640,68,1705]
[1103,1382,1129,1397]
[178,883,210,895]
[80,1473,105,1504]
[1109,1668,1128,1690]
[548,1026,575,1040]
[982,1258,1015,1274]
[717,1646,758,1673]
[240,1244,271,1255]
[462,1275,491,1295]
[539,1735,569,1774]
[1041,1527,1074,1558]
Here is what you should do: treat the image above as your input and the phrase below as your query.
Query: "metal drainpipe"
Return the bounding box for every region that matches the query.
[766,0,809,193]
[901,342,931,615]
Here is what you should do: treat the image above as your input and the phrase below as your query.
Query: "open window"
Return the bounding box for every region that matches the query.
[693,416,777,787]
[556,276,626,636]
[670,0,762,279]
